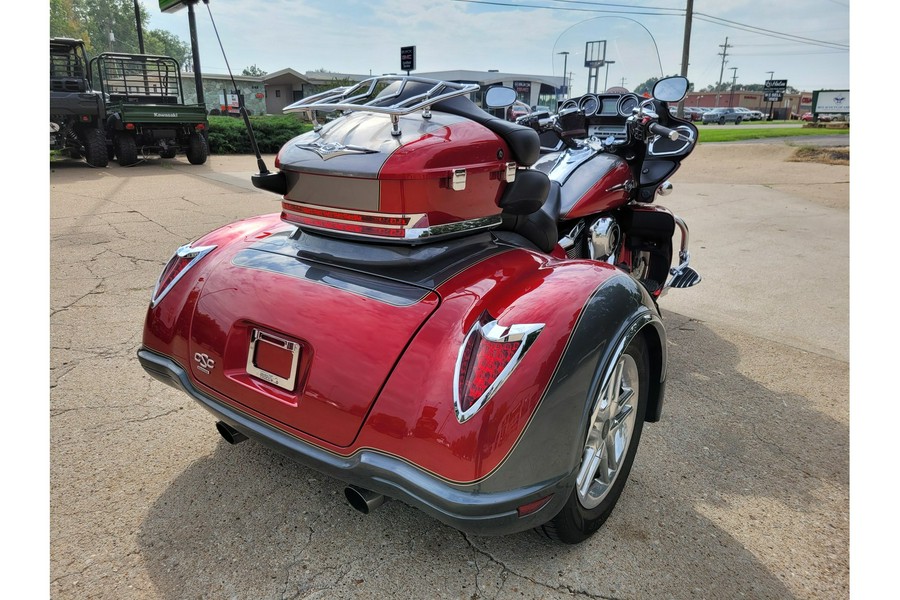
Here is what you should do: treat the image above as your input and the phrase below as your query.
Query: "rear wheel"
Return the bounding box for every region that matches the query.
[81,126,109,168]
[541,334,649,544]
[735,117,742,124]
[115,132,138,166]
[186,132,208,165]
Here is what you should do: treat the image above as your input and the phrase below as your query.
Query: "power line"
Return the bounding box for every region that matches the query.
[694,12,848,50]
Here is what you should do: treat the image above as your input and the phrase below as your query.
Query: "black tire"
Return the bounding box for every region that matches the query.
[735,117,742,125]
[186,132,208,165]
[81,126,109,168]
[541,334,649,544]
[718,117,725,125]
[115,132,138,166]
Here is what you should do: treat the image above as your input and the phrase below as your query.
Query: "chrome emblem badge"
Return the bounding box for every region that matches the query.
[296,140,375,160]
[194,352,215,374]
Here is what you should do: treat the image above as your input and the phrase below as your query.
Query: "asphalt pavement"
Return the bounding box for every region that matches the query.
[47,145,849,599]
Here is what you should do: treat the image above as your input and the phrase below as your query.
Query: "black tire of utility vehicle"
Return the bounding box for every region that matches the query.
[82,127,109,168]
[186,132,208,165]
[115,132,138,166]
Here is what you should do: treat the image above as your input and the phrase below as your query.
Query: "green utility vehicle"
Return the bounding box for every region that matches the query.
[89,52,209,166]
[50,38,109,167]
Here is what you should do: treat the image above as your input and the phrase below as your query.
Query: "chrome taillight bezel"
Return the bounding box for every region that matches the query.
[453,318,544,423]
[150,243,217,308]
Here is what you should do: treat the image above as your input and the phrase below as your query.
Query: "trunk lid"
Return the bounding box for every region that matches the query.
[188,231,439,447]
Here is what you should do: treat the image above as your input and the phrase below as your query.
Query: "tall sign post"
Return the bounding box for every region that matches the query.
[400,46,416,76]
[764,79,787,120]
[159,0,205,106]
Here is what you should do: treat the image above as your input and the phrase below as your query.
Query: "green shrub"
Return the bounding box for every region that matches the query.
[207,115,313,154]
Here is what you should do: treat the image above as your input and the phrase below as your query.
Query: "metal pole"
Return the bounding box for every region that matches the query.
[558,51,569,100]
[604,61,615,91]
[715,36,730,107]
[678,0,694,118]
[133,0,145,53]
[728,67,737,107]
[766,70,774,120]
[187,1,205,106]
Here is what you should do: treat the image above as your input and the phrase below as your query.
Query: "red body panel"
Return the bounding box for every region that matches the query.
[561,158,632,219]
[280,114,513,232]
[142,213,625,482]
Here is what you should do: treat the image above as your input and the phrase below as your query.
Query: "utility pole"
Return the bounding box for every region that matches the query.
[678,0,694,117]
[766,70,775,120]
[715,36,731,107]
[133,0,145,53]
[728,67,738,107]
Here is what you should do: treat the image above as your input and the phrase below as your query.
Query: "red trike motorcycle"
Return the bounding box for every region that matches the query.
[139,56,699,543]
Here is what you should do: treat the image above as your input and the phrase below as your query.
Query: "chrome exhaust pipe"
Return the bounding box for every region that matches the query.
[344,485,388,514]
[216,421,248,445]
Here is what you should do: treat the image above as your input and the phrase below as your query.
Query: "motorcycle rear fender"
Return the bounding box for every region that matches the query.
[357,250,666,490]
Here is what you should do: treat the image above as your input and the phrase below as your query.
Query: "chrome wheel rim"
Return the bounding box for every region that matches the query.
[575,351,639,509]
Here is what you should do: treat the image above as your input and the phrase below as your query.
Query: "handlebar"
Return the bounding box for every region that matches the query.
[648,122,680,141]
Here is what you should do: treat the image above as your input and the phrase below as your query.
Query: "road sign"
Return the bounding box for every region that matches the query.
[764,79,788,92]
[401,46,416,72]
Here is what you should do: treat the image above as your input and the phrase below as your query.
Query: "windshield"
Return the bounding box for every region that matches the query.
[552,17,666,97]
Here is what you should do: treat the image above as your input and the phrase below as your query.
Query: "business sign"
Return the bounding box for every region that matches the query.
[400,46,416,72]
[764,92,783,102]
[764,79,788,92]
[159,0,190,13]
[513,81,532,95]
[813,90,850,113]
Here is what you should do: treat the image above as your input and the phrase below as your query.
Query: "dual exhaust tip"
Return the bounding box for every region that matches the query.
[215,421,388,514]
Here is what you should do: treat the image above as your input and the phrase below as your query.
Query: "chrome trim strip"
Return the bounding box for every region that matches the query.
[286,213,503,243]
[453,319,545,424]
[648,124,695,157]
[150,243,216,308]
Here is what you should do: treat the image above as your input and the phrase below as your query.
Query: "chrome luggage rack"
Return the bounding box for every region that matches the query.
[283,76,480,137]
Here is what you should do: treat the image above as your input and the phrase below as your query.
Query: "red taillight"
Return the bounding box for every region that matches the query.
[457,334,521,412]
[125,123,135,130]
[195,123,206,131]
[150,244,216,307]
[453,318,544,423]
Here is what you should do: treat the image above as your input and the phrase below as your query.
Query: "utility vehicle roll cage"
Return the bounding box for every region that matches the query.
[283,75,480,137]
[89,53,184,105]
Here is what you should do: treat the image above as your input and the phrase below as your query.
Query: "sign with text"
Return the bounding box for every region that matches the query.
[400,46,416,72]
[764,92,783,102]
[813,90,850,113]
[513,81,532,95]
[764,79,788,92]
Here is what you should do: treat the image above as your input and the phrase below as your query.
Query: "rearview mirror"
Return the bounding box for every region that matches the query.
[653,77,689,103]
[485,86,517,108]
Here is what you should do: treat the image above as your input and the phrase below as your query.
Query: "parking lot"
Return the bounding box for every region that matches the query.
[49,144,849,599]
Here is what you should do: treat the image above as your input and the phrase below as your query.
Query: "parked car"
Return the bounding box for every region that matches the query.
[733,107,763,121]
[507,101,530,121]
[701,107,744,124]
[668,105,703,121]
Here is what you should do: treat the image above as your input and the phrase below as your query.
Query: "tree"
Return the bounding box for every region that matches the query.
[49,0,191,62]
[241,64,267,77]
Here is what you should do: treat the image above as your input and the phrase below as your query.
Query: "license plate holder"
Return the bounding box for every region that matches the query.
[246,329,301,391]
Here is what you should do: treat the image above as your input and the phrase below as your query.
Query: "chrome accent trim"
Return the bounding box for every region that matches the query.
[283,76,480,137]
[295,140,377,161]
[281,200,425,231]
[285,210,503,243]
[150,243,217,308]
[245,329,301,391]
[558,220,585,251]
[505,162,517,183]
[588,217,621,261]
[657,181,674,196]
[451,168,467,191]
[454,319,545,424]
[648,125,695,157]
[662,214,700,294]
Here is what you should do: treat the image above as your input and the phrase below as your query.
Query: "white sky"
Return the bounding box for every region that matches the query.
[146,0,850,93]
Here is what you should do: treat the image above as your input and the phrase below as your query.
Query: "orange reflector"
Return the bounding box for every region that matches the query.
[517,495,553,517]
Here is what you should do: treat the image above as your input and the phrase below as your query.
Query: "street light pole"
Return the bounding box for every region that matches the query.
[604,61,616,91]
[558,51,570,101]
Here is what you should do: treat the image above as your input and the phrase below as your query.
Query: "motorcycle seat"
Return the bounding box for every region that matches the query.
[499,181,560,253]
